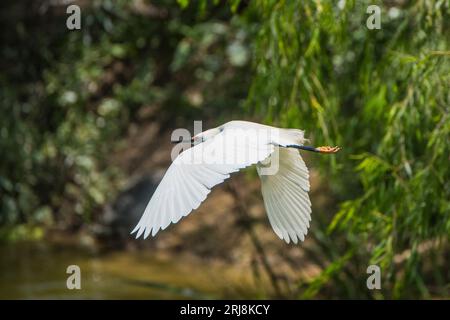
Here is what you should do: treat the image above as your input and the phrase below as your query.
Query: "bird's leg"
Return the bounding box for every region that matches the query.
[315,146,341,154]
[292,145,341,154]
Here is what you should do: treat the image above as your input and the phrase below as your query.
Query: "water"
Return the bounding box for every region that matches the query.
[0,242,257,299]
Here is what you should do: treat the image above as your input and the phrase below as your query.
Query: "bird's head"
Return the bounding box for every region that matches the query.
[192,127,222,143]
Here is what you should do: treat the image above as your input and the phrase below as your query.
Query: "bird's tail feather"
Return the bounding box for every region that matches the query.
[279,129,308,146]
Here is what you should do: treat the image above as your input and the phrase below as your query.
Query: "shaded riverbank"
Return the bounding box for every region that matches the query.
[0,241,267,299]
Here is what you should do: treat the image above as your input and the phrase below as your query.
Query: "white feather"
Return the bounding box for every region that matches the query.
[257,147,311,244]
[132,126,275,239]
[132,120,312,244]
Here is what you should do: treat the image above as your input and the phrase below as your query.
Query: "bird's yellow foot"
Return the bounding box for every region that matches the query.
[316,146,341,154]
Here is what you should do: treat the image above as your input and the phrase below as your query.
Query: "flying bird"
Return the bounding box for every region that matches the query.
[132,120,340,244]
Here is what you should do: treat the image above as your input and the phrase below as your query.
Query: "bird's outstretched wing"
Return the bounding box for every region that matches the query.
[132,129,275,239]
[257,147,311,244]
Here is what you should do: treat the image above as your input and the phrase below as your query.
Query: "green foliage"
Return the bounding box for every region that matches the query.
[243,0,450,298]
[0,0,250,239]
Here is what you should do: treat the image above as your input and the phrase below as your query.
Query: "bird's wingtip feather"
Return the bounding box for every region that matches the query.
[130,224,139,235]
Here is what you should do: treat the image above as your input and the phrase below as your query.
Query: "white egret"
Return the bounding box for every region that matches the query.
[131,120,340,244]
